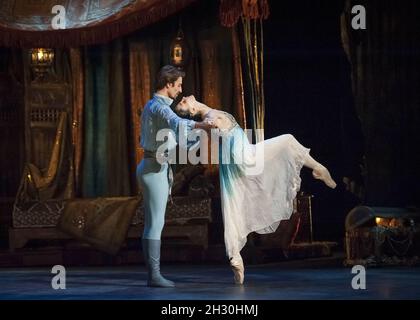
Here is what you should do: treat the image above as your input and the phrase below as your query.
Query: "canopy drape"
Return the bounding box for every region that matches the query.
[0,0,197,47]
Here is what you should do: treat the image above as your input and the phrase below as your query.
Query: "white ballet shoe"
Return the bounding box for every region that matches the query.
[230,257,244,285]
[312,165,337,189]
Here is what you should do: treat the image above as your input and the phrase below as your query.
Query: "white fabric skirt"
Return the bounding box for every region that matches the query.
[218,125,310,258]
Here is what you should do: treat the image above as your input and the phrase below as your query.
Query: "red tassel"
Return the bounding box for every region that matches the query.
[260,0,270,19]
[243,0,261,19]
[219,0,270,27]
[220,0,243,27]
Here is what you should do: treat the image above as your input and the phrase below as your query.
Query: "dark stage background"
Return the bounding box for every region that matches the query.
[263,0,420,241]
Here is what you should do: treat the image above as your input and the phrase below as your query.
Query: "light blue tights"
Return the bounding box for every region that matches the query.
[136,158,169,240]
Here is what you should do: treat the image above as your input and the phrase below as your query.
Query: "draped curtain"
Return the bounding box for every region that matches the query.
[341,0,420,206]
[70,48,84,196]
[219,0,269,143]
[236,18,265,142]
[231,27,246,129]
[129,42,151,167]
[82,39,133,197]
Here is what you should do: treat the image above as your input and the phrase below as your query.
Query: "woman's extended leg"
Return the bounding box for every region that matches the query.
[262,134,336,189]
[303,153,337,188]
[281,134,337,189]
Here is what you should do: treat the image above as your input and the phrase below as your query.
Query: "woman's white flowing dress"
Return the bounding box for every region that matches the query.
[217,111,310,259]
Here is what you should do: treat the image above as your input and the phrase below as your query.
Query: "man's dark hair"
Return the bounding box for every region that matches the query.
[156,65,185,90]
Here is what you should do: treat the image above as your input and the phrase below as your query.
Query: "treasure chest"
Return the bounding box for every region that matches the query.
[345,206,420,266]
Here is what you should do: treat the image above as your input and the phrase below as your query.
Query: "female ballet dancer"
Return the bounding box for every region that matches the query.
[173,95,337,285]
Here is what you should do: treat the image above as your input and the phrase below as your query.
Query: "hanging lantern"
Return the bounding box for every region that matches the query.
[170,21,189,69]
[29,48,55,80]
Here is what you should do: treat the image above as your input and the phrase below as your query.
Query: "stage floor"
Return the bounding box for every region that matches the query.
[0,263,419,300]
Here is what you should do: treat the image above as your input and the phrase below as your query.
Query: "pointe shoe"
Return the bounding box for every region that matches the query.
[230,257,244,285]
[312,165,337,189]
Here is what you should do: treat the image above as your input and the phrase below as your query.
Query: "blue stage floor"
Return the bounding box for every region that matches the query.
[0,263,419,300]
